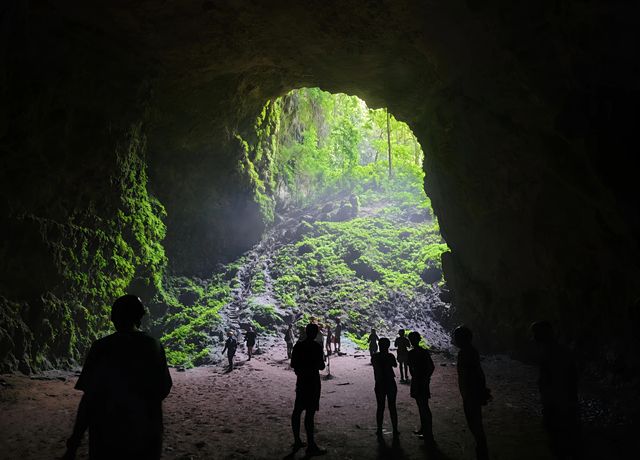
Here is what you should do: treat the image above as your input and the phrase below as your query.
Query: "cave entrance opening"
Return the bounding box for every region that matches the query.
[238,87,452,351]
[156,88,451,368]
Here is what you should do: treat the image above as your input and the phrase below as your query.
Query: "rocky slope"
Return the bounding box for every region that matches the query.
[156,191,453,367]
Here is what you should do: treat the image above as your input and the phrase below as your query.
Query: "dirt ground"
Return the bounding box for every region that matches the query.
[0,340,636,460]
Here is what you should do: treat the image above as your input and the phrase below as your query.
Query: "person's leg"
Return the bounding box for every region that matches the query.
[375,388,386,433]
[228,352,233,369]
[291,405,304,447]
[388,387,399,434]
[399,361,405,381]
[403,363,409,381]
[304,409,316,447]
[463,401,488,460]
[416,396,434,442]
[248,346,252,360]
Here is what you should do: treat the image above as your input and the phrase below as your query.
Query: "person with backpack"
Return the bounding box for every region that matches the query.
[452,325,491,460]
[222,331,238,370]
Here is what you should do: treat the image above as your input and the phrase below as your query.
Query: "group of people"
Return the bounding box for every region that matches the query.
[291,322,579,459]
[220,326,258,370]
[367,328,411,382]
[61,295,581,460]
[285,317,343,360]
[289,323,488,458]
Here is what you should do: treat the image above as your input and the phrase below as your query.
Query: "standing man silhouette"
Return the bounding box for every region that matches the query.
[222,331,237,370]
[325,323,333,356]
[285,324,295,359]
[394,329,411,383]
[244,326,257,361]
[62,294,172,460]
[334,318,342,354]
[368,328,379,358]
[531,320,580,459]
[407,331,435,446]
[452,325,490,460]
[290,323,326,456]
[371,337,399,438]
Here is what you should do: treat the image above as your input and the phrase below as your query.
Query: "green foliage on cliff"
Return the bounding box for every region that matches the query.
[238,88,428,225]
[153,275,231,368]
[270,200,446,338]
[20,123,169,369]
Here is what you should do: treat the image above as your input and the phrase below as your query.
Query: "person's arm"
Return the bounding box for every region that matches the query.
[62,393,90,459]
[222,341,228,353]
[391,354,398,368]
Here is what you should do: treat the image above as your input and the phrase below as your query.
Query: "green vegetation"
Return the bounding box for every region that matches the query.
[153,275,231,367]
[19,89,447,370]
[26,123,169,368]
[238,87,431,225]
[156,89,448,366]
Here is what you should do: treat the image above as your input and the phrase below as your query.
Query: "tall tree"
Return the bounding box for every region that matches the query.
[386,108,392,178]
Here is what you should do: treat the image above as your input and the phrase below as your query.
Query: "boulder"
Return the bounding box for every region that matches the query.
[421,263,442,285]
[350,260,382,282]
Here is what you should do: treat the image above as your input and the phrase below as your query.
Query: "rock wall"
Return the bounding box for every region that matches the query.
[2,1,639,373]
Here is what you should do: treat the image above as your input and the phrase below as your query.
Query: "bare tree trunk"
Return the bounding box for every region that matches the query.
[386,109,392,178]
[413,134,419,165]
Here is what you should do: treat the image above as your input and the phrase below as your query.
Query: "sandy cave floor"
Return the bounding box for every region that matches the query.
[0,340,636,460]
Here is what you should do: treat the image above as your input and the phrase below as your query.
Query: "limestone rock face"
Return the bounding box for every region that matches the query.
[2,1,640,371]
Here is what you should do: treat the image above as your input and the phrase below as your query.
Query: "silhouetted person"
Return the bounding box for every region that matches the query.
[407,331,435,445]
[334,318,342,353]
[222,331,237,370]
[325,324,333,356]
[285,324,295,359]
[371,337,399,438]
[394,329,411,383]
[244,326,257,361]
[290,323,326,456]
[452,325,490,460]
[368,328,379,358]
[531,321,580,459]
[62,295,172,460]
